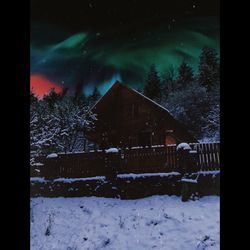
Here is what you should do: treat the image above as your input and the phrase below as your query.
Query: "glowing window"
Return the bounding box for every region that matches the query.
[165,135,176,145]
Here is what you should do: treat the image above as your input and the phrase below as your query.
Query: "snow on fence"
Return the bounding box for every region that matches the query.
[36,151,106,179]
[190,142,220,171]
[120,145,178,173]
[31,142,220,179]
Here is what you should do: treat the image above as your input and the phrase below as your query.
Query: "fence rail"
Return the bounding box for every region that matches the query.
[31,142,220,179]
[120,145,178,173]
[190,142,220,171]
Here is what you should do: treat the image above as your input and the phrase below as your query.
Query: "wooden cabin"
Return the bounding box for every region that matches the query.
[86,81,197,149]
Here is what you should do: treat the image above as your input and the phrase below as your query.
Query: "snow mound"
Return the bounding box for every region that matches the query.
[105,148,119,153]
[53,176,106,183]
[181,178,198,183]
[117,172,180,179]
[46,153,58,159]
[177,143,192,151]
[30,177,47,183]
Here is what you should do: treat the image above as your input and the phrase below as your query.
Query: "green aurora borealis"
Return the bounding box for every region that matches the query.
[31,1,220,96]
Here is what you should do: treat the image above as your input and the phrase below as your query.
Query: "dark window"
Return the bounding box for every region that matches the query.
[138,132,151,147]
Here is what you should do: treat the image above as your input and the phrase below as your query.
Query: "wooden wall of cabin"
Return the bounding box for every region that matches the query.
[88,85,197,149]
[118,87,175,147]
[91,88,123,148]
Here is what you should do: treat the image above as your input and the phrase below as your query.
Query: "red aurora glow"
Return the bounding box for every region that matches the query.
[30,74,62,98]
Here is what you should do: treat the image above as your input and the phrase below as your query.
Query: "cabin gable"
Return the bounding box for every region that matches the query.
[87,81,197,148]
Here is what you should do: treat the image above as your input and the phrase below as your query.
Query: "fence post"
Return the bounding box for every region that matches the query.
[177,143,198,202]
[105,148,120,179]
[43,153,58,180]
[176,143,192,175]
[104,148,120,196]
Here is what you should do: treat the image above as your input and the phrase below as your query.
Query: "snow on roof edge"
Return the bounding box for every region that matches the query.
[87,81,196,141]
[88,81,119,112]
[89,81,173,116]
[131,87,173,115]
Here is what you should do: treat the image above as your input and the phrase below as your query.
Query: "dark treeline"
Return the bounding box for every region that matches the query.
[30,47,219,159]
[142,47,220,141]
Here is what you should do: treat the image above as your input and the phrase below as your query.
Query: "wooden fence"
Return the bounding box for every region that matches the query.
[35,151,106,178]
[120,145,178,173]
[190,142,220,171]
[31,142,220,179]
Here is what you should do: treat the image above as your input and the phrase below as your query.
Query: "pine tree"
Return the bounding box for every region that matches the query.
[143,64,162,101]
[60,87,69,100]
[42,88,61,109]
[176,62,194,89]
[162,65,177,99]
[74,79,85,96]
[89,86,101,106]
[73,92,87,107]
[198,47,220,91]
[30,90,38,104]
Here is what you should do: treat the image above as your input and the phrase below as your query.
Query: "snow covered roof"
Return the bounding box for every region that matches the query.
[131,87,173,115]
[90,81,174,119]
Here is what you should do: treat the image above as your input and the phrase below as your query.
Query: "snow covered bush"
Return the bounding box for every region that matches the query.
[144,47,220,142]
[161,83,219,141]
[30,90,96,160]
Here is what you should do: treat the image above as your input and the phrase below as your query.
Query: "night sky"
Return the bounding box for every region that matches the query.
[30,0,220,97]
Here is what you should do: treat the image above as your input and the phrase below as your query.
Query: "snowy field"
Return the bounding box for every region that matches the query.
[31,195,220,250]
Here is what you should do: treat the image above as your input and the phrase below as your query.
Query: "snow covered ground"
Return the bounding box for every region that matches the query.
[31,195,220,250]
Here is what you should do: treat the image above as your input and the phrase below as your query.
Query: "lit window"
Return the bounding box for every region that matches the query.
[165,135,176,145]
